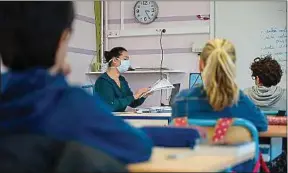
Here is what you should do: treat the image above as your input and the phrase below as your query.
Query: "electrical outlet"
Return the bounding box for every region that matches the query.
[156,28,166,33]
[107,31,120,37]
[192,43,203,53]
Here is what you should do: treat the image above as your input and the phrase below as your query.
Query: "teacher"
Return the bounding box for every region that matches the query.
[94,47,151,112]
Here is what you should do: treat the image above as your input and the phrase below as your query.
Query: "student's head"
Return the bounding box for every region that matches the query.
[199,38,239,111]
[104,47,130,73]
[0,2,75,74]
[250,55,283,87]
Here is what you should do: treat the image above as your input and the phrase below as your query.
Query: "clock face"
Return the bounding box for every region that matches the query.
[134,1,159,24]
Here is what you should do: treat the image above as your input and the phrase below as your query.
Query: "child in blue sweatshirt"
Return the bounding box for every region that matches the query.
[0,2,152,164]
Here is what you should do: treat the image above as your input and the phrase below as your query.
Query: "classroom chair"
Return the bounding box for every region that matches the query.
[81,84,95,96]
[0,134,127,172]
[170,118,260,172]
[262,110,278,115]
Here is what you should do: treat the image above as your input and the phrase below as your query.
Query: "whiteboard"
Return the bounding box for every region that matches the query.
[214,1,287,89]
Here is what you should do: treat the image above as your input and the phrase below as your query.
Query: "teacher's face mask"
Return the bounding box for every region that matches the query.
[117,59,130,73]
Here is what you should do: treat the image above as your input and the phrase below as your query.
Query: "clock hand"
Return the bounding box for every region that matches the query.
[145,10,151,20]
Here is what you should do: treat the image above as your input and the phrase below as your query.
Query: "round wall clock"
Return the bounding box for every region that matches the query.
[134,1,159,24]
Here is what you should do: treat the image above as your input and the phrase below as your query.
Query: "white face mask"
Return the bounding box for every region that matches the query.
[117,59,130,73]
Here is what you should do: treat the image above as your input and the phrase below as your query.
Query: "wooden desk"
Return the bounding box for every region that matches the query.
[128,143,255,172]
[260,125,287,137]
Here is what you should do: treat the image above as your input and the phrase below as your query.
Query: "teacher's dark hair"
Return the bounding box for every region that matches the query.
[250,55,283,87]
[0,1,75,71]
[104,47,127,67]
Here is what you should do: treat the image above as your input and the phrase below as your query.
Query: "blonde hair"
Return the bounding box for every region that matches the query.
[200,38,239,111]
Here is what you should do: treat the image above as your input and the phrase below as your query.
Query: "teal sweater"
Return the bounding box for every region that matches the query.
[172,85,268,132]
[95,73,145,112]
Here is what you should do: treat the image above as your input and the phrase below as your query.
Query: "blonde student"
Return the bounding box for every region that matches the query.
[172,38,268,132]
[244,56,286,112]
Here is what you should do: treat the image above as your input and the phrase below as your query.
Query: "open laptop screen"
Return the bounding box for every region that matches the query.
[189,73,203,88]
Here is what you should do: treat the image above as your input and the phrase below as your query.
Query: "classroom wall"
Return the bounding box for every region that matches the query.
[101,1,210,107]
[67,1,96,85]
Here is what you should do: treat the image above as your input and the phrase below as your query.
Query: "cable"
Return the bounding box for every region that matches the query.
[159,29,166,79]
[159,29,166,106]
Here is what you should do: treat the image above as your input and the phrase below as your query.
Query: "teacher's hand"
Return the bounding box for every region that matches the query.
[143,91,153,98]
[134,88,149,99]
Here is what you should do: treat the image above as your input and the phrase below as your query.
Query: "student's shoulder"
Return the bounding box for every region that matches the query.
[234,90,262,112]
[238,90,253,104]
[175,85,206,102]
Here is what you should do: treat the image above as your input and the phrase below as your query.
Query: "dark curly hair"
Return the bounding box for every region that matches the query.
[250,55,283,87]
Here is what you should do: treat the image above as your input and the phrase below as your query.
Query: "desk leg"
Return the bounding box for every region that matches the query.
[270,137,283,161]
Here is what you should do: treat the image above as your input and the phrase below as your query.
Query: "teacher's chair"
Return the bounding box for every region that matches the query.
[81,84,95,96]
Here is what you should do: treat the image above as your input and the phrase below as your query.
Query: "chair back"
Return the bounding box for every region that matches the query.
[262,110,278,116]
[82,84,95,95]
[170,118,259,163]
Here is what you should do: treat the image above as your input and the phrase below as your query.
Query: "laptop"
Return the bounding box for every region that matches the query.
[189,73,203,88]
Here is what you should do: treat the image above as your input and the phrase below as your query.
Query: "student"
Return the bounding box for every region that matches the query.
[0,2,152,164]
[95,47,152,112]
[244,56,286,112]
[172,38,268,132]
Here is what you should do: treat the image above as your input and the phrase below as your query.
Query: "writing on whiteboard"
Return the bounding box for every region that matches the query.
[260,27,287,72]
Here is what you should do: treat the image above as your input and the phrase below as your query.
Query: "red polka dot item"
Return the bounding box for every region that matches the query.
[212,118,234,144]
[174,117,189,127]
[267,116,287,125]
[172,117,207,139]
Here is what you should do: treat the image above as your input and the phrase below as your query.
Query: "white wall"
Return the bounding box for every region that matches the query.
[67,1,97,85]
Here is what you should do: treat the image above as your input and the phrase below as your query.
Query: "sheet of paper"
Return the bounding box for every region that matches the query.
[141,78,174,97]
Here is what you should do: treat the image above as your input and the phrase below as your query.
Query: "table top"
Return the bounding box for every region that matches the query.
[260,125,287,137]
[114,112,171,118]
[128,143,255,172]
[115,112,287,137]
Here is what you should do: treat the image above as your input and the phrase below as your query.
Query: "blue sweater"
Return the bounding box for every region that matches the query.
[0,68,152,164]
[172,86,268,132]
